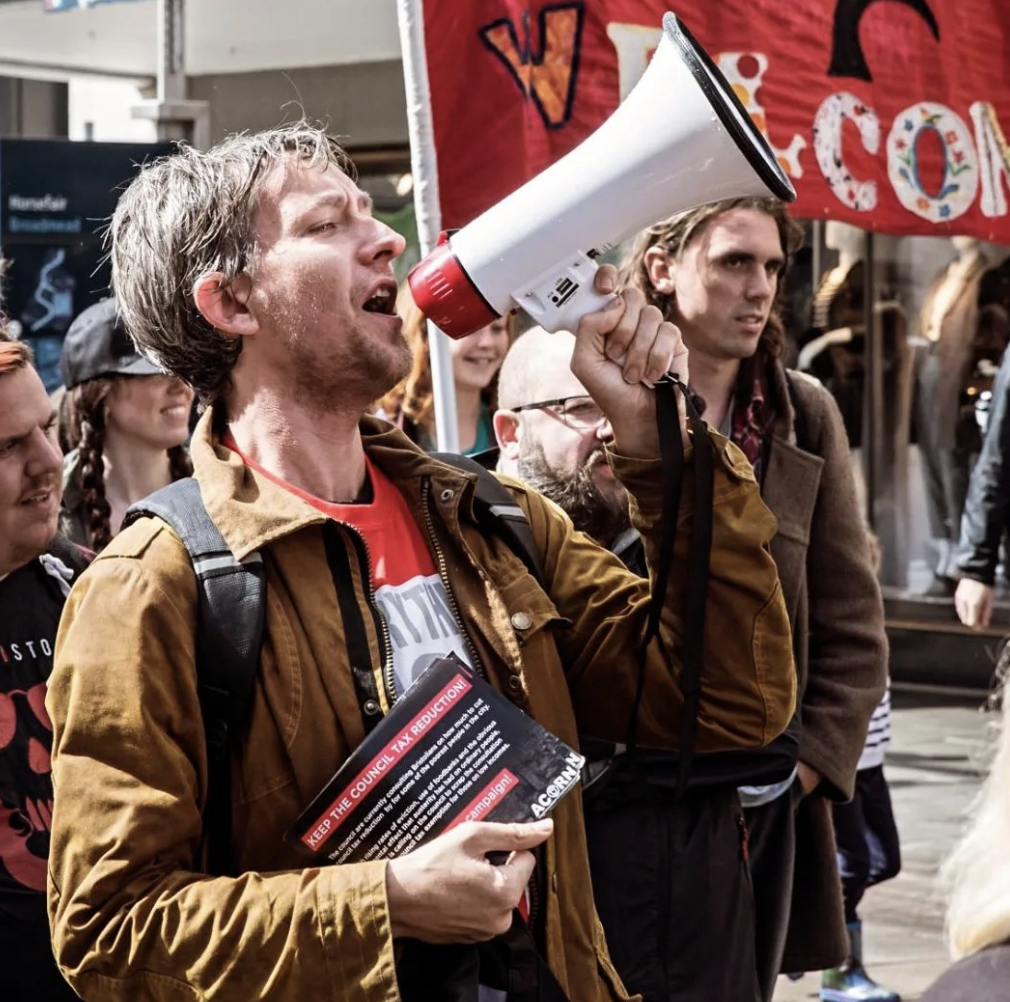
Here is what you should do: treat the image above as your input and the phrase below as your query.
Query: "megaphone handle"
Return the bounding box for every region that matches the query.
[513,252,616,335]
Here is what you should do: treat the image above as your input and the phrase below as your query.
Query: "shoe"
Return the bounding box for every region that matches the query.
[820,960,901,1001]
[820,922,900,1002]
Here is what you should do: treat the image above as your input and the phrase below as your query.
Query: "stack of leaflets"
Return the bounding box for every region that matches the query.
[288,654,584,864]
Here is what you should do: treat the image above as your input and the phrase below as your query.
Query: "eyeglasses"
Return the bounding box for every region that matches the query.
[512,395,607,430]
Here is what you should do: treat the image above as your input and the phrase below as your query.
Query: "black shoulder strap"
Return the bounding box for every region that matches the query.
[623,375,713,799]
[123,478,266,877]
[432,452,545,586]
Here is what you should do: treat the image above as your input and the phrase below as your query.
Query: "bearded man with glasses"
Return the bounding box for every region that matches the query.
[502,381,635,557]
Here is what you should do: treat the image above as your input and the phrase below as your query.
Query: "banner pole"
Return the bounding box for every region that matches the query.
[396,0,460,454]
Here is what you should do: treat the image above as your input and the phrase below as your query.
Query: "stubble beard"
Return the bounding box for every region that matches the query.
[287,320,413,416]
[518,442,631,551]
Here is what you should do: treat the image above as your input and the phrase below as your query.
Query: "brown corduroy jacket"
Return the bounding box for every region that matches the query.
[47,410,795,1002]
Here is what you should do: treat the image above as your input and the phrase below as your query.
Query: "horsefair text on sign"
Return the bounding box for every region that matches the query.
[417,0,1010,240]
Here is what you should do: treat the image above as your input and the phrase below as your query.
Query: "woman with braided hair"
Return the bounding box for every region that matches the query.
[58,298,193,552]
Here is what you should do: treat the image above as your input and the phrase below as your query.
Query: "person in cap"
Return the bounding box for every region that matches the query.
[59,297,194,552]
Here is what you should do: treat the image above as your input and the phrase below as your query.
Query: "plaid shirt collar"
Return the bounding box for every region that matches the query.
[730,369,767,481]
[693,356,769,481]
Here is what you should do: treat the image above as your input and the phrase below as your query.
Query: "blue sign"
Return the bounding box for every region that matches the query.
[0,138,172,390]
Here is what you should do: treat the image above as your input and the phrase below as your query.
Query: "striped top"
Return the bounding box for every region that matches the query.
[858,685,892,771]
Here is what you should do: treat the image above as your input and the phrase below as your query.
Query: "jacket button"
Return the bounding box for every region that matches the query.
[511,611,533,631]
[552,872,558,893]
[363,699,381,716]
[440,488,454,502]
[507,674,523,693]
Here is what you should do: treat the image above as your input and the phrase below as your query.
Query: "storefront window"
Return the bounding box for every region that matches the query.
[787,220,1010,607]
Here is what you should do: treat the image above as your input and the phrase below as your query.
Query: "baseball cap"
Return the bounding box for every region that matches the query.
[60,297,163,389]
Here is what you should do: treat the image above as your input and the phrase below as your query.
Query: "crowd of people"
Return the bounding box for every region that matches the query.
[0,121,1006,1002]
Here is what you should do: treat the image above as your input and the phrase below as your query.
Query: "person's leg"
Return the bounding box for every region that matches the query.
[586,787,761,1002]
[830,787,872,925]
[821,768,901,1002]
[584,796,663,1002]
[939,446,973,569]
[744,785,799,1002]
[662,788,760,1002]
[914,351,949,543]
[860,765,902,888]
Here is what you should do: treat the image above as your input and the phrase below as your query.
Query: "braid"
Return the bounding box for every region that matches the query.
[167,444,193,481]
[70,380,114,552]
[79,415,113,552]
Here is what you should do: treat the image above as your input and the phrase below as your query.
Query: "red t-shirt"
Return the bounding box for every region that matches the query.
[223,434,531,925]
[222,434,471,698]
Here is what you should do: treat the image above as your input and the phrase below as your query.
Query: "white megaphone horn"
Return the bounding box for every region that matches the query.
[408,12,796,339]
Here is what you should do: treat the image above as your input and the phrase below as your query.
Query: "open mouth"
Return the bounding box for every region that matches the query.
[363,283,398,315]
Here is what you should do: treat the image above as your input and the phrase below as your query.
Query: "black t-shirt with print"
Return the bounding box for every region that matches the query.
[0,540,87,999]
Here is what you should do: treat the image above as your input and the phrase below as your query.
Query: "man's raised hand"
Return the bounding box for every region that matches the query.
[571,265,689,457]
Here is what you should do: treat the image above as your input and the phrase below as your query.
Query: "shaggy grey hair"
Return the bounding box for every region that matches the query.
[108,123,355,405]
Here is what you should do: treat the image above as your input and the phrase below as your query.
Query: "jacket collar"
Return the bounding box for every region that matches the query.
[191,407,481,561]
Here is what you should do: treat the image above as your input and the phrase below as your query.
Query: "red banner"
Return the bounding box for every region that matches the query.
[417,0,1010,240]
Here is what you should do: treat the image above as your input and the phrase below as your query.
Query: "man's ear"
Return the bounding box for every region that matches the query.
[193,272,257,338]
[493,408,522,461]
[643,246,677,296]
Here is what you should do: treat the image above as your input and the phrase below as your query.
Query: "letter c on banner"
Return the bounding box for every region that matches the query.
[813,92,880,211]
[887,102,978,223]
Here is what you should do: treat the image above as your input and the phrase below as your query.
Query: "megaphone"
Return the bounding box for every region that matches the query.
[408,12,796,339]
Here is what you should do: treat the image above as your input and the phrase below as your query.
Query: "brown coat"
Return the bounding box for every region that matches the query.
[764,364,888,971]
[47,411,795,1002]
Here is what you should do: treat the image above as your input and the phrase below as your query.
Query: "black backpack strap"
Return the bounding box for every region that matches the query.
[432,452,545,586]
[624,375,713,800]
[124,477,266,876]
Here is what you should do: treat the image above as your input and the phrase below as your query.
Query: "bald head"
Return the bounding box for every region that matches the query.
[496,327,582,411]
[493,325,630,548]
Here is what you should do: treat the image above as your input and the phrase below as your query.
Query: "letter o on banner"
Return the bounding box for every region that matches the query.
[887,102,979,223]
[813,91,880,211]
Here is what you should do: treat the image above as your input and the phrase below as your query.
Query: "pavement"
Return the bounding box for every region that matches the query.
[773,685,996,1002]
